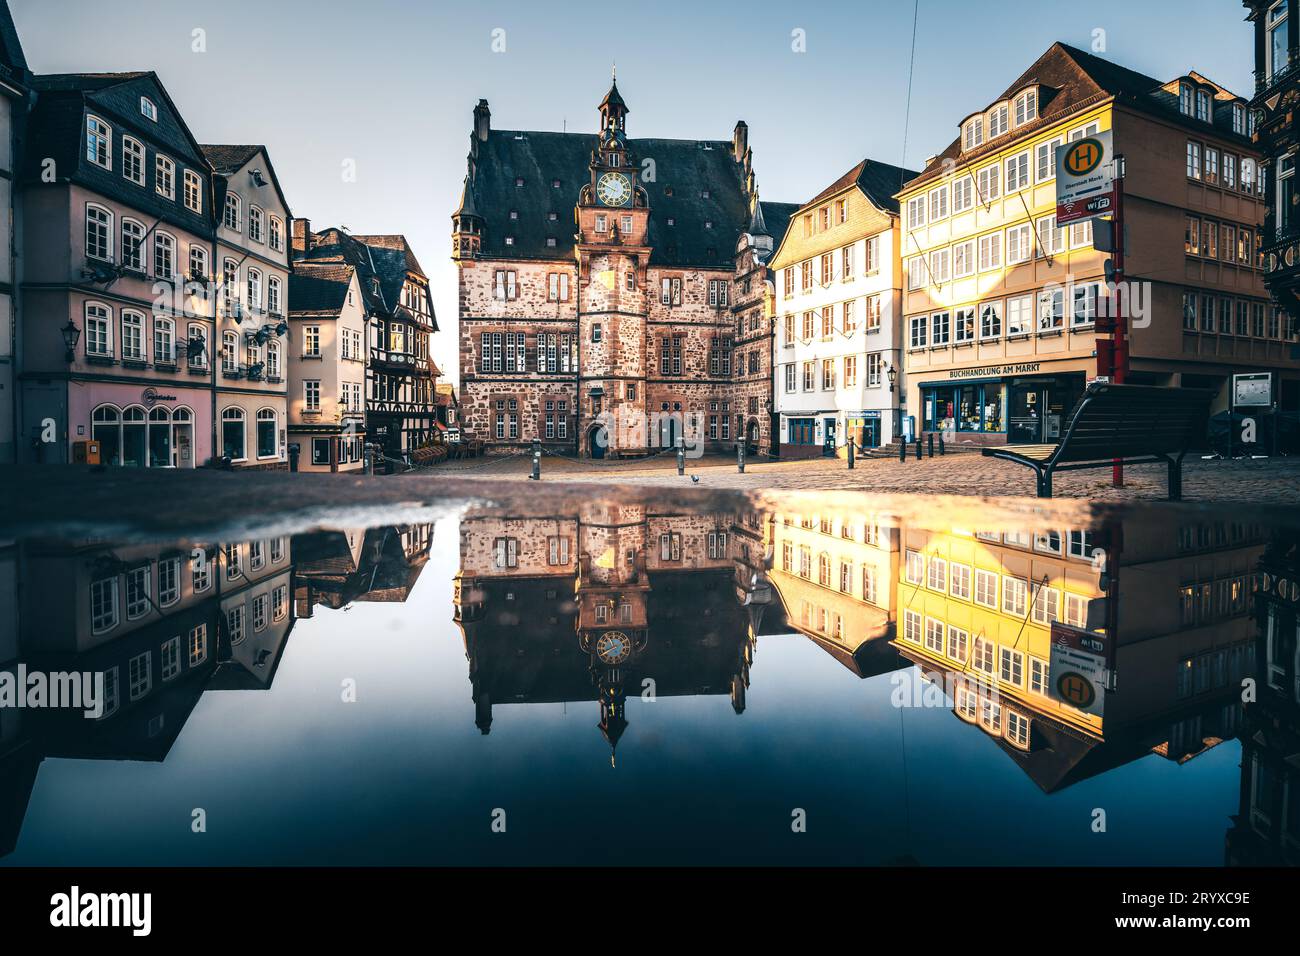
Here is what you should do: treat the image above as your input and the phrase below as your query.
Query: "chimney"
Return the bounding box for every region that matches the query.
[291,218,311,257]
[474,99,491,142]
[732,120,748,163]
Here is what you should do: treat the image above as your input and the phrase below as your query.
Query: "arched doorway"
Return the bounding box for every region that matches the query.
[658,414,678,450]
[588,424,608,459]
[746,419,760,456]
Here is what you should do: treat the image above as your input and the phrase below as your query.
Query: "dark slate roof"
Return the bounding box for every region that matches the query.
[463,128,750,268]
[0,0,29,89]
[758,200,799,248]
[201,144,262,174]
[24,72,212,237]
[289,263,354,316]
[297,229,436,330]
[806,157,920,213]
[903,41,1253,192]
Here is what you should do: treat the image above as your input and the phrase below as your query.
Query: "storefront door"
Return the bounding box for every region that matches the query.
[173,423,193,468]
[1009,383,1046,443]
[822,418,836,456]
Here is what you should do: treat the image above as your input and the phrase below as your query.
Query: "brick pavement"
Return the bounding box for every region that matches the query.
[431,449,1300,503]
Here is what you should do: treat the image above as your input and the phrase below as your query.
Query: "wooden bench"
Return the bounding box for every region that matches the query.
[981,383,1214,499]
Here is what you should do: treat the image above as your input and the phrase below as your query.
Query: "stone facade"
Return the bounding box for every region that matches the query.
[453,80,794,457]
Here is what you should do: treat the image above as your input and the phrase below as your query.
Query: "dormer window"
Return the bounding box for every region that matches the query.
[1196,90,1211,123]
[514,177,524,187]
[551,178,561,188]
[988,105,1009,138]
[1013,90,1037,126]
[509,210,519,220]
[140,97,157,122]
[1179,82,1194,116]
[86,115,111,169]
[1232,103,1246,135]
[701,189,710,199]
[962,117,984,151]
[548,211,558,221]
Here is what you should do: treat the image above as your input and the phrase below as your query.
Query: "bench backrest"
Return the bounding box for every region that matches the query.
[1054,383,1214,463]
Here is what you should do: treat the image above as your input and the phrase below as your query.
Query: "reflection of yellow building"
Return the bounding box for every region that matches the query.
[893,516,1263,788]
[765,508,899,674]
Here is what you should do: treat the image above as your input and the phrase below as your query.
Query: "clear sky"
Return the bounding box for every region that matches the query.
[11,0,1257,384]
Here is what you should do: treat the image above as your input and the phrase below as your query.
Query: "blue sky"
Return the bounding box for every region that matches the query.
[13,0,1257,382]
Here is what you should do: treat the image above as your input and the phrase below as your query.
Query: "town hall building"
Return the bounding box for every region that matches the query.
[453,76,794,457]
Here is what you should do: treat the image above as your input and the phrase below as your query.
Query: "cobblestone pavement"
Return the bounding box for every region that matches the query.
[430,449,1300,502]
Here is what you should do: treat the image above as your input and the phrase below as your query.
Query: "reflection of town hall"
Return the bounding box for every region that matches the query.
[453,503,765,761]
[452,76,796,458]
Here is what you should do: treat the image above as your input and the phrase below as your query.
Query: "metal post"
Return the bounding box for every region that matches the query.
[1110,155,1127,487]
[927,433,934,458]
[899,439,907,462]
[938,433,945,455]
[676,438,685,476]
[914,436,922,460]
[847,439,855,470]
[737,440,745,473]
[530,439,541,480]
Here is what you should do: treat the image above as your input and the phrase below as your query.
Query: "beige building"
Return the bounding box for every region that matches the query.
[204,145,292,469]
[287,263,367,472]
[897,42,1293,448]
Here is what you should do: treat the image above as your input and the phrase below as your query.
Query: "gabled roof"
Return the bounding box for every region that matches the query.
[289,263,355,316]
[460,127,750,268]
[0,0,29,90]
[201,143,294,221]
[902,41,1253,192]
[297,228,436,330]
[24,71,213,235]
[805,157,920,214]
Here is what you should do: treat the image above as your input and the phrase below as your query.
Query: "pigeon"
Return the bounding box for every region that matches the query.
[690,475,699,483]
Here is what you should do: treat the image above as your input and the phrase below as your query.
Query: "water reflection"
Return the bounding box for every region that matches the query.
[0,497,1296,865]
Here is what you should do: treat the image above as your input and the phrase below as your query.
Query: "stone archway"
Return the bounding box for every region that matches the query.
[588,424,608,459]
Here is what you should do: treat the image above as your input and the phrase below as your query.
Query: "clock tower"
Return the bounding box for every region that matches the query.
[575,71,652,457]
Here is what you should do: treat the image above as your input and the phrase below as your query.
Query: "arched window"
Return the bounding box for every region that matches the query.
[154,232,175,280]
[245,337,261,372]
[92,404,122,465]
[148,406,172,467]
[221,407,246,461]
[121,405,147,467]
[86,114,111,169]
[86,204,113,261]
[153,314,175,365]
[223,258,239,315]
[256,408,278,459]
[265,340,281,381]
[122,136,144,185]
[248,205,265,243]
[186,323,207,368]
[224,193,241,231]
[222,330,238,373]
[267,275,282,315]
[121,218,145,271]
[188,244,207,282]
[247,267,262,310]
[120,309,145,361]
[84,301,113,357]
[269,215,284,252]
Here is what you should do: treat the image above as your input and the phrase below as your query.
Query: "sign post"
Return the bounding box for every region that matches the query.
[1058,133,1126,486]
[1048,621,1111,718]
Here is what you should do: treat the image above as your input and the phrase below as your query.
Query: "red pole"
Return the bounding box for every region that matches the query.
[1109,156,1126,488]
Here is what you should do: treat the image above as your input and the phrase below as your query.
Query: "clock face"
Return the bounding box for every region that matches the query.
[597,172,632,208]
[596,630,632,665]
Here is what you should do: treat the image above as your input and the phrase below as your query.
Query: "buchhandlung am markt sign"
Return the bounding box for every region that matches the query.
[1056,130,1115,225]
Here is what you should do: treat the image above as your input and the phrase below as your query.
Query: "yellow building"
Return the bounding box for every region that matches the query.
[896,42,1291,448]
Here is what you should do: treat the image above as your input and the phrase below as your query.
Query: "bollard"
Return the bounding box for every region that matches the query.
[847,440,855,470]
[530,440,541,480]
[737,441,745,473]
[915,436,922,460]
[677,439,685,476]
[927,433,934,458]
[899,439,907,462]
[938,433,946,456]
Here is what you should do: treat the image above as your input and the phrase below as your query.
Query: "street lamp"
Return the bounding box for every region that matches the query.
[61,320,81,363]
[886,363,897,394]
